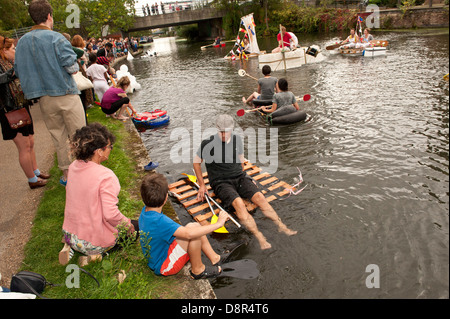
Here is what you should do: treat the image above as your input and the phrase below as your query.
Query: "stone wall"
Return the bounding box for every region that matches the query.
[379,6,449,29]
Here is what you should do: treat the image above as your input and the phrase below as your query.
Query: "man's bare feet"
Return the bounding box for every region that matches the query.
[278,224,298,236]
[255,232,272,250]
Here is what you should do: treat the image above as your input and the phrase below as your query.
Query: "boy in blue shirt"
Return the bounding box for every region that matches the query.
[139,173,229,279]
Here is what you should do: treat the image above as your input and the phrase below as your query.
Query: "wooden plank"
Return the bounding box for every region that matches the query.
[259,176,278,186]
[177,190,198,201]
[194,212,213,222]
[247,167,262,176]
[171,184,193,194]
[168,179,188,189]
[252,172,270,181]
[277,189,291,197]
[268,181,290,191]
[188,203,210,215]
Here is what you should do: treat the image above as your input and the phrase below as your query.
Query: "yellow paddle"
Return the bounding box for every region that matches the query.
[181,173,228,233]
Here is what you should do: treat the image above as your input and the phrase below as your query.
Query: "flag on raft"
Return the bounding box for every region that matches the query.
[225,13,261,59]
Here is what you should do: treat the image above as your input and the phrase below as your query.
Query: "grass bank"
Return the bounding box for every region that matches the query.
[20,106,186,299]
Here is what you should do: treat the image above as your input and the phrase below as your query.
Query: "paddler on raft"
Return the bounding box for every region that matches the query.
[261,78,299,119]
[193,114,297,250]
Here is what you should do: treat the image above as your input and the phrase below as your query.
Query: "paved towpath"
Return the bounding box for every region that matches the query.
[0,105,54,287]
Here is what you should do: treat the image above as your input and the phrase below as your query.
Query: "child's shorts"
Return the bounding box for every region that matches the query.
[160,240,190,276]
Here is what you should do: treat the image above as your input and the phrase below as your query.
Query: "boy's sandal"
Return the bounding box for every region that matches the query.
[190,265,222,280]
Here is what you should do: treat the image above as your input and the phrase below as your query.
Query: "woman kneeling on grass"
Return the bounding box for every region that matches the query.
[59,123,138,267]
[101,76,137,120]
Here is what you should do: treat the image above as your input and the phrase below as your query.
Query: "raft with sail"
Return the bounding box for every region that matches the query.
[224,13,263,61]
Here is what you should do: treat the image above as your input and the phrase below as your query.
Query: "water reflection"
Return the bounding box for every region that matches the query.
[124,30,449,298]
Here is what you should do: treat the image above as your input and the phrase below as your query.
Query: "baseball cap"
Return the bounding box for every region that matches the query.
[215,114,234,132]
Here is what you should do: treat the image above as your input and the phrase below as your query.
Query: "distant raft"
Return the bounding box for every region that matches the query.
[131,110,170,128]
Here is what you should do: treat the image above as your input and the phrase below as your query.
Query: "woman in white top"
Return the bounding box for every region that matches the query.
[360,28,374,48]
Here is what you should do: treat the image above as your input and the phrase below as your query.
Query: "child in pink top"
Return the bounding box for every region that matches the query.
[59,123,138,266]
[101,76,137,120]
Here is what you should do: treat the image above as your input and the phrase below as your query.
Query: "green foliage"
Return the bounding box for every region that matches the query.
[176,24,200,41]
[0,0,32,30]
[213,0,243,39]
[270,1,358,34]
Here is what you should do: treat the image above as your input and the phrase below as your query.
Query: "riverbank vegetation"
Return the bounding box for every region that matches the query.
[20,107,185,299]
[212,0,359,37]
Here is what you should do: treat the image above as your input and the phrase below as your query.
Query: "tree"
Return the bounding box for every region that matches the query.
[0,0,32,30]
[49,0,136,38]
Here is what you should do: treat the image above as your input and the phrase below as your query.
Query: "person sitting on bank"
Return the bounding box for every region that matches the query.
[262,78,299,119]
[242,65,278,105]
[139,173,230,279]
[272,26,292,53]
[101,76,137,120]
[194,114,297,250]
[340,29,360,49]
[59,123,138,266]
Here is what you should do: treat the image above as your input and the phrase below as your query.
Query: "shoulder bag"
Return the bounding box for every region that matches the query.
[4,107,32,129]
[73,71,94,91]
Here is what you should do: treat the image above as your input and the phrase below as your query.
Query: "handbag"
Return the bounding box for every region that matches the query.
[73,71,94,91]
[10,271,54,299]
[9,268,99,299]
[4,107,32,129]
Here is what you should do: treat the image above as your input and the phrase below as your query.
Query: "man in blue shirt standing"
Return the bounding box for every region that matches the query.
[14,0,86,186]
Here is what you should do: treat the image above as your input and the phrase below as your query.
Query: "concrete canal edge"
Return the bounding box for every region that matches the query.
[122,119,217,299]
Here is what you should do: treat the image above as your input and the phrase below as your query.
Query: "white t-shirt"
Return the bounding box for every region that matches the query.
[86,64,108,83]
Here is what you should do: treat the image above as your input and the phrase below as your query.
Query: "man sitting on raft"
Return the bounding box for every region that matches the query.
[261,78,299,118]
[242,65,278,106]
[193,114,297,250]
[340,29,360,49]
[272,26,292,53]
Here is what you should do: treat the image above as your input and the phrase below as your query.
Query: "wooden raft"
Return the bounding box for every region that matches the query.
[168,162,293,225]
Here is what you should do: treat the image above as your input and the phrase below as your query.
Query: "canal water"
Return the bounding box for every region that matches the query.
[123,29,449,299]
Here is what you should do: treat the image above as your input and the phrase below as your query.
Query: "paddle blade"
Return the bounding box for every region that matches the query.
[236,109,245,117]
[181,173,197,183]
[303,94,311,102]
[211,214,229,233]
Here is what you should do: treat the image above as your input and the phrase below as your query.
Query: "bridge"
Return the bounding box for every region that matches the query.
[126,7,227,40]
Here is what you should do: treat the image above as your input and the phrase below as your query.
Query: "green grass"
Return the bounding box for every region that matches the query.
[20,106,185,299]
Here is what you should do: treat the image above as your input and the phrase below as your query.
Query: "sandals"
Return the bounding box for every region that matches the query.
[190,265,222,280]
